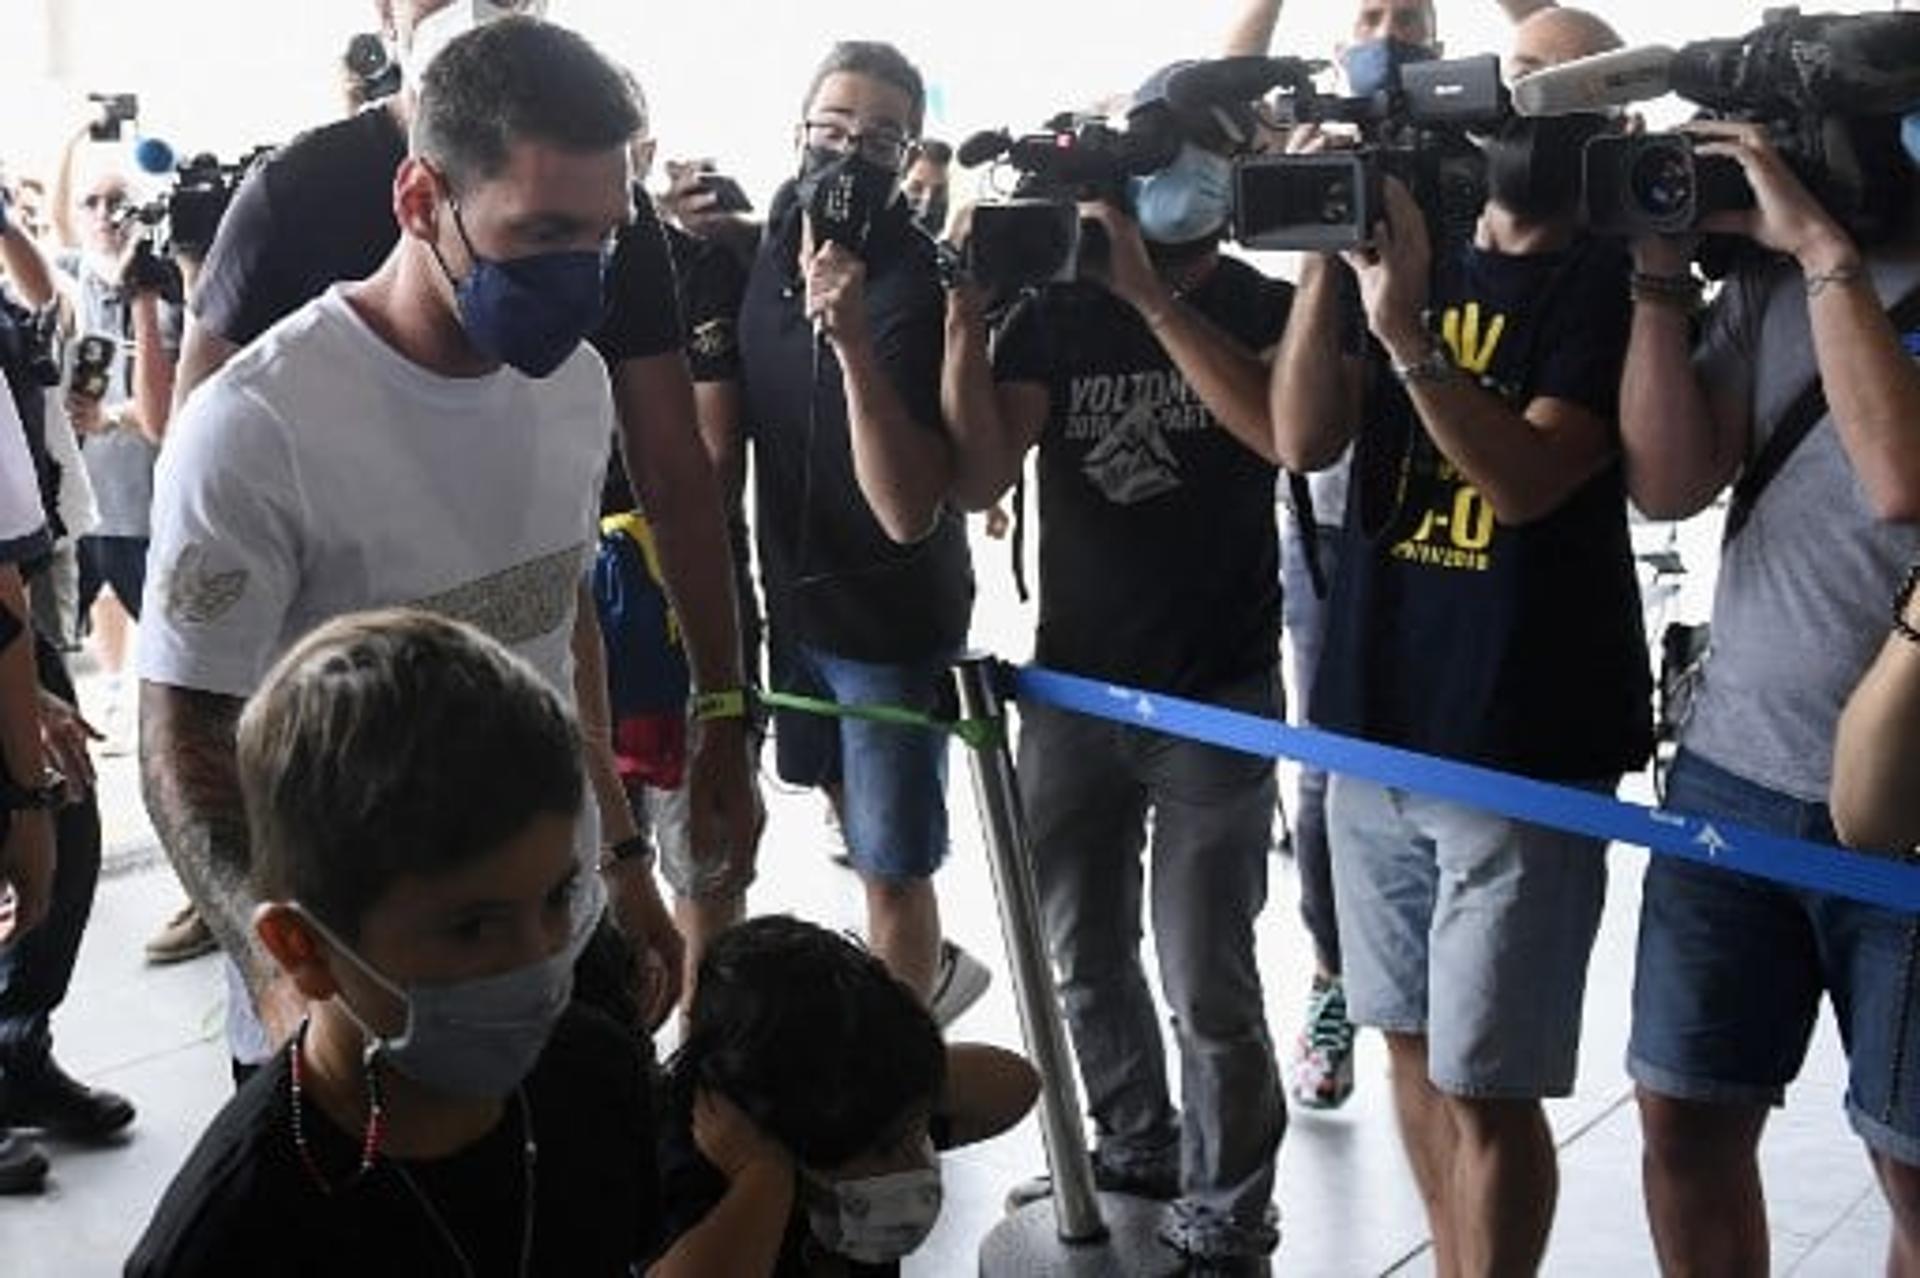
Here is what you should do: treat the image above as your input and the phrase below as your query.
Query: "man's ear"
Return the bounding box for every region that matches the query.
[255,902,342,1002]
[393,156,443,244]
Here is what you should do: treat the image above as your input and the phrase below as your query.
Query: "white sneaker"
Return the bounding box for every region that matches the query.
[928,940,991,1028]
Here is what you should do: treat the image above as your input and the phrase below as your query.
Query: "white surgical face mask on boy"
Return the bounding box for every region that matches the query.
[804,1138,945,1264]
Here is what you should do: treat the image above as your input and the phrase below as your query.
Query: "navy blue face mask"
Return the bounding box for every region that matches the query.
[435,201,609,379]
[1341,37,1438,98]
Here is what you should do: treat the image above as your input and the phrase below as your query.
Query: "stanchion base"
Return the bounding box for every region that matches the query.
[978,1192,1188,1277]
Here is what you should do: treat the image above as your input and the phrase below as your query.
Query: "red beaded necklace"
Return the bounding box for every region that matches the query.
[288,1018,387,1195]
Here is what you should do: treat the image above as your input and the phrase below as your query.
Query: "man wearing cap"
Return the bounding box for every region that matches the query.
[943,64,1292,1271]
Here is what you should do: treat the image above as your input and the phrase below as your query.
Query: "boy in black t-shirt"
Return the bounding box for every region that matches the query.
[127,611,787,1276]
[1269,10,1649,1274]
[942,65,1292,1270]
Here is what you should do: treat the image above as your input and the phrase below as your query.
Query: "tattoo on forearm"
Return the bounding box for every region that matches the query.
[138,683,270,991]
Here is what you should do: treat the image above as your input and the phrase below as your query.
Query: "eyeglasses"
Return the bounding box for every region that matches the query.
[803,118,912,171]
[80,192,128,214]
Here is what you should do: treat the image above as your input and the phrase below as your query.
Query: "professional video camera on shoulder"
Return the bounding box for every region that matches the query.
[119,147,273,266]
[1513,8,1920,243]
[1162,50,1510,254]
[953,109,1182,294]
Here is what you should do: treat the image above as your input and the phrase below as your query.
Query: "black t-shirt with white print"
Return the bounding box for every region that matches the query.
[193,104,681,365]
[125,1007,661,1277]
[1311,236,1653,780]
[993,256,1293,697]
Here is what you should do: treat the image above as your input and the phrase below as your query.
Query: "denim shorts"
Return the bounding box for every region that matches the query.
[1629,749,1920,1165]
[1329,774,1612,1098]
[768,640,951,882]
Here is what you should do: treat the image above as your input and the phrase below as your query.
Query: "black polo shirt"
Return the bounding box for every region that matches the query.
[737,183,971,662]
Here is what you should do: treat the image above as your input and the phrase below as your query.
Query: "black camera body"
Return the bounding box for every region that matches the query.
[120,148,272,272]
[955,115,1177,293]
[1580,134,1753,236]
[344,32,401,104]
[87,93,138,143]
[1223,55,1509,253]
[1578,9,1920,244]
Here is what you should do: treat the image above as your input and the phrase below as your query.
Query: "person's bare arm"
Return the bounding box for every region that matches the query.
[805,232,954,543]
[50,126,84,252]
[1693,122,1920,522]
[648,1091,793,1278]
[1618,236,1747,520]
[614,352,759,889]
[0,216,54,309]
[171,316,241,412]
[1222,0,1283,56]
[127,292,176,445]
[940,285,1045,511]
[0,565,54,933]
[939,1043,1041,1147]
[139,680,303,1039]
[1832,584,1920,852]
[1352,180,1614,525]
[1271,253,1364,472]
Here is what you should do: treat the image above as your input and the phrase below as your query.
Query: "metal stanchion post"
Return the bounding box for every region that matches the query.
[951,655,1183,1277]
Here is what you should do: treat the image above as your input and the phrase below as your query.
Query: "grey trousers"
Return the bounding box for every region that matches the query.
[1018,667,1285,1259]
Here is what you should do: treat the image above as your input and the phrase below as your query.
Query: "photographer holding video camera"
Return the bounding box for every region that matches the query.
[48,111,183,710]
[1268,8,1651,1274]
[1595,8,1920,1272]
[943,63,1292,1270]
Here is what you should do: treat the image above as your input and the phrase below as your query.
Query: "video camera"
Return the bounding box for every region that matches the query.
[116,148,272,297]
[344,32,401,105]
[952,113,1181,293]
[1164,53,1510,254]
[1513,9,1920,240]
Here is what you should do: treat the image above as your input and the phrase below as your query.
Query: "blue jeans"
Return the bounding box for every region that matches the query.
[0,637,102,1080]
[1630,749,1920,1164]
[1019,667,1284,1259]
[768,640,951,882]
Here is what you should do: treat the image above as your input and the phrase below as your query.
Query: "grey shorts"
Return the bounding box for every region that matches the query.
[1328,774,1612,1099]
[642,759,764,901]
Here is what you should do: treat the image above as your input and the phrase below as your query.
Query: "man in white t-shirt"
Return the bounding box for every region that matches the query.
[137,16,680,1078]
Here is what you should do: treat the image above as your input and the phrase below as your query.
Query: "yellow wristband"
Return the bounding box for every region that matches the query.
[691,689,749,721]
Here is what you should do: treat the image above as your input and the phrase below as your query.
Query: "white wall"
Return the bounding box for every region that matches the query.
[0,1,1888,202]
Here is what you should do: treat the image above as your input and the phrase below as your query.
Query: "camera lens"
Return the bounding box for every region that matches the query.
[1317,173,1355,226]
[1629,141,1695,222]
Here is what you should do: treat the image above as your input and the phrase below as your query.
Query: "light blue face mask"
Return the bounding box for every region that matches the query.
[1904,111,1920,171]
[299,874,602,1098]
[1128,143,1234,245]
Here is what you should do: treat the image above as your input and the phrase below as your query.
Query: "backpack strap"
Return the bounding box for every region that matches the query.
[1724,281,1920,543]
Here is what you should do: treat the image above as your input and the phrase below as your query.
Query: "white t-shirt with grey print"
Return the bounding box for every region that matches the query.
[137,284,613,1062]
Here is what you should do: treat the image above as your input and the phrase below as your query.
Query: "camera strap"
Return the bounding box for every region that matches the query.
[1724,282,1920,543]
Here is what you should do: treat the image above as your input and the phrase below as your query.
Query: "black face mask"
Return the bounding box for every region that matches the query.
[1482,113,1612,224]
[794,146,899,257]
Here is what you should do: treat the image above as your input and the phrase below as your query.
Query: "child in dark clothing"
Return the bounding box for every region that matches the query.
[128,610,786,1276]
[658,915,1039,1275]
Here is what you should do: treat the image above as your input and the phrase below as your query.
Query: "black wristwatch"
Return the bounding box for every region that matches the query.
[1896,563,1920,646]
[0,767,65,812]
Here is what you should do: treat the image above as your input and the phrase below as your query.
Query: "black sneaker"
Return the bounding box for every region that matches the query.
[2,1057,135,1140]
[0,1130,48,1194]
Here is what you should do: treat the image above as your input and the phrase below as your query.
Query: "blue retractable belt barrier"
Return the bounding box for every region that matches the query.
[1013,665,1920,914]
